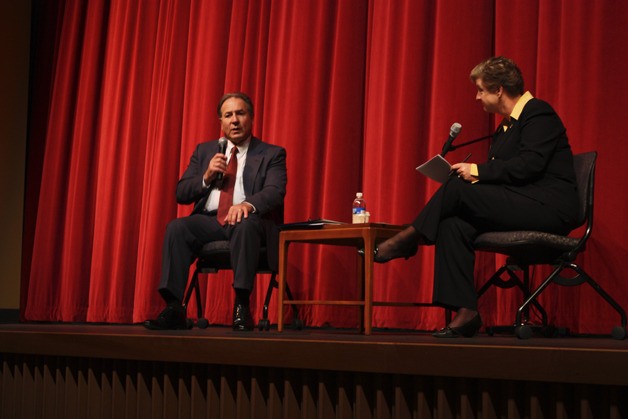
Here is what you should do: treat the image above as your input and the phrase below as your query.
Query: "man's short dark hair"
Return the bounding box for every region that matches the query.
[217,92,254,118]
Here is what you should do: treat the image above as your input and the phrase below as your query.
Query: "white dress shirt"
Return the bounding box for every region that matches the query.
[204,137,249,212]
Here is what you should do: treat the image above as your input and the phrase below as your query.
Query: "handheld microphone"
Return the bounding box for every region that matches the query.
[216,138,228,180]
[441,123,462,157]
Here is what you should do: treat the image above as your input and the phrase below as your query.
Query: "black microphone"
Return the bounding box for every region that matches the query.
[441,122,462,157]
[449,133,493,151]
[216,138,228,180]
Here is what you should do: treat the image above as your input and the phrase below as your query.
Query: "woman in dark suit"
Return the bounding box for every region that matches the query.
[375,56,580,337]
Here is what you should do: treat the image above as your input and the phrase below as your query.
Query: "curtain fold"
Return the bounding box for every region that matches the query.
[22,0,628,334]
[26,0,102,321]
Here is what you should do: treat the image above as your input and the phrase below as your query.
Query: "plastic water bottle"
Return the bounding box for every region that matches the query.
[352,192,366,223]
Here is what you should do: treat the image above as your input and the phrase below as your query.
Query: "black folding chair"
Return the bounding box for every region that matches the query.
[183,240,300,330]
[474,151,626,339]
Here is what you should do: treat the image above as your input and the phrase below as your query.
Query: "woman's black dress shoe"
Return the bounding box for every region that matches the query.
[357,246,417,263]
[373,243,418,263]
[432,313,482,338]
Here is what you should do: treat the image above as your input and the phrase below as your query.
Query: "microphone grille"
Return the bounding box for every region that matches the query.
[450,122,462,136]
[218,138,227,152]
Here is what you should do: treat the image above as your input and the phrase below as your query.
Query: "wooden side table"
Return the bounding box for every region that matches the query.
[276,223,406,335]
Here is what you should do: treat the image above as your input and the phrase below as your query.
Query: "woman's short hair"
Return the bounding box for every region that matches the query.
[470,56,524,97]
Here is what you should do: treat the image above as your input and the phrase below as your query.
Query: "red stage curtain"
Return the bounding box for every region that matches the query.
[22,0,628,334]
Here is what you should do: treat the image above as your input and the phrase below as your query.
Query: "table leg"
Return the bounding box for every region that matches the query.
[277,239,289,332]
[357,244,365,333]
[363,233,375,335]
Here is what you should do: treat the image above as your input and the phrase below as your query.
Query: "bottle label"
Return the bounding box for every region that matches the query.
[352,207,365,214]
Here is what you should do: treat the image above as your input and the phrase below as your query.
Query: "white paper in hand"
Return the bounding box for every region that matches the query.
[416,154,451,183]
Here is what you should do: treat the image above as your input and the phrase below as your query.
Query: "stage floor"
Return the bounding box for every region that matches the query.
[2,323,627,387]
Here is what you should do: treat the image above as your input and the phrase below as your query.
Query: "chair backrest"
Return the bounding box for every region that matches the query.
[572,151,597,226]
[569,151,597,257]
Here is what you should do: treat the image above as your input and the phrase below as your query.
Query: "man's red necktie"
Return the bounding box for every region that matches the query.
[217,147,238,224]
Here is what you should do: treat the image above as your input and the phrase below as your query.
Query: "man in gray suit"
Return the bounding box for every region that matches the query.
[144,92,287,331]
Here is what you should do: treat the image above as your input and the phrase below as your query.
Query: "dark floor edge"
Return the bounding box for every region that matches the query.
[1,325,628,387]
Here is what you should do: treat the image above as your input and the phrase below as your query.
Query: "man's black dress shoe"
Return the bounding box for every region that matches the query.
[432,313,482,338]
[143,305,187,330]
[232,303,254,331]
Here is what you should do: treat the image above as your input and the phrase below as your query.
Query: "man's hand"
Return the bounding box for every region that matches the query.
[203,153,227,184]
[222,202,255,225]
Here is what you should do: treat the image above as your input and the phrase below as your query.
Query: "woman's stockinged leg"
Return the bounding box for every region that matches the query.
[372,178,457,263]
[373,225,420,263]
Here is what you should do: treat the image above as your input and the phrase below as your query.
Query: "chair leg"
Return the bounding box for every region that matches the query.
[260,275,275,331]
[516,262,627,339]
[518,262,627,326]
[518,266,548,326]
[575,264,627,329]
[559,263,627,332]
[515,264,562,327]
[259,273,301,331]
[478,264,548,327]
[477,265,511,298]
[182,269,203,321]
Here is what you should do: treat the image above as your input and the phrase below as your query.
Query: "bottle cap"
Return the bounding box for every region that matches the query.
[356,192,363,198]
